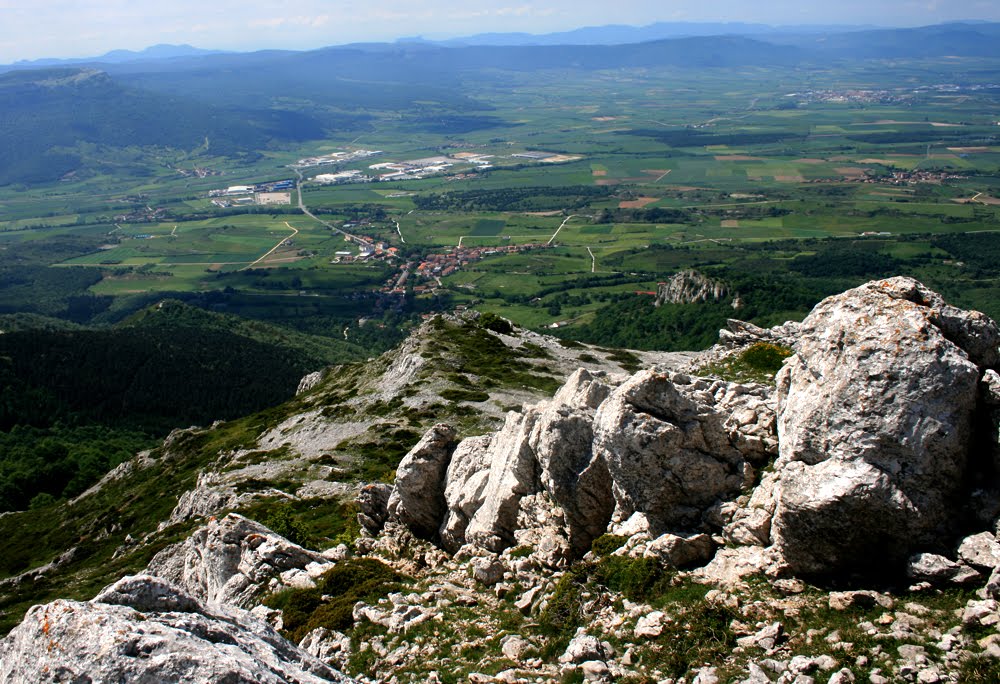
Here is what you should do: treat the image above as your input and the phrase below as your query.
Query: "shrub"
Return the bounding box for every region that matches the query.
[697,342,793,384]
[539,565,589,640]
[478,312,514,335]
[264,558,408,643]
[440,388,490,403]
[650,602,737,678]
[594,556,668,602]
[263,504,312,548]
[590,534,628,557]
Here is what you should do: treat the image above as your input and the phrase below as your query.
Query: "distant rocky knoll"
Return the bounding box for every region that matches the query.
[655,269,736,307]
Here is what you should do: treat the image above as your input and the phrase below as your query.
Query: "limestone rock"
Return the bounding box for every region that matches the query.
[462,410,540,552]
[593,370,759,534]
[442,369,615,556]
[656,270,729,306]
[353,600,436,634]
[581,659,613,682]
[297,370,327,395]
[906,553,980,585]
[386,423,458,540]
[512,493,574,567]
[771,277,998,577]
[717,319,801,350]
[500,635,535,662]
[559,632,608,664]
[0,575,352,683]
[634,610,669,638]
[298,628,353,670]
[725,471,779,547]
[440,434,493,551]
[828,591,893,611]
[146,513,330,608]
[357,483,392,535]
[692,545,774,587]
[736,622,784,651]
[470,555,506,586]
[643,532,716,569]
[957,532,1000,570]
[528,369,615,556]
[93,574,203,613]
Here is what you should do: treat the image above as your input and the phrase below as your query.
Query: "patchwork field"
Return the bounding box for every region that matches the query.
[2,56,1000,338]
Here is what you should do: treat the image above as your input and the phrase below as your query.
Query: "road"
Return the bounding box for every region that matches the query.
[548,214,582,245]
[587,246,596,273]
[292,167,370,248]
[394,219,406,244]
[242,221,299,271]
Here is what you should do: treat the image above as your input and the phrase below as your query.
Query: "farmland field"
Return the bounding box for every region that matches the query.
[2,56,1000,346]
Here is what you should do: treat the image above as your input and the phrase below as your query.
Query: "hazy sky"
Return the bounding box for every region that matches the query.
[1,0,999,63]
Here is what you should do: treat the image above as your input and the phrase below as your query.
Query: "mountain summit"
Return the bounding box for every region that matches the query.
[4,278,1000,682]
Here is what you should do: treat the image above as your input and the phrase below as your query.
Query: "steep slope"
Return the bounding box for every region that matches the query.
[9,278,1000,682]
[0,313,684,634]
[0,301,367,513]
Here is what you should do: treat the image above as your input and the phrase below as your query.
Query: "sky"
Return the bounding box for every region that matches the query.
[1,0,999,63]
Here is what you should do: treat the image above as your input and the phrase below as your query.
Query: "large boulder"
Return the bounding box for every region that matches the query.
[0,575,352,683]
[593,371,771,534]
[146,513,330,608]
[386,423,458,540]
[770,277,1000,577]
[461,411,541,553]
[527,369,615,556]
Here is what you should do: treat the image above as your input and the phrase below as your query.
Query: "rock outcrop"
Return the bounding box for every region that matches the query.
[387,423,459,541]
[770,277,1000,577]
[373,277,1000,585]
[147,513,331,608]
[595,370,773,535]
[0,575,353,683]
[655,270,731,306]
[379,368,777,564]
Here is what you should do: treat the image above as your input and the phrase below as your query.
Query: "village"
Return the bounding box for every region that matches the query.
[327,220,553,295]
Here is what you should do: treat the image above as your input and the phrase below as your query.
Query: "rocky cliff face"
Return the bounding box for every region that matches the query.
[656,270,734,307]
[7,277,1000,683]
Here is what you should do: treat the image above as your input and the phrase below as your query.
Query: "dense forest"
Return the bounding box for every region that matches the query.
[413,186,614,212]
[0,302,368,513]
[0,68,327,185]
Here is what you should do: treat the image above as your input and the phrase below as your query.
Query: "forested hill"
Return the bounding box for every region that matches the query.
[0,302,366,512]
[0,301,364,434]
[0,68,327,185]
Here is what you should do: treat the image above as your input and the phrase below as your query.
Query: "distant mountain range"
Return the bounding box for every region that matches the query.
[2,21,999,185]
[11,44,226,68]
[416,21,887,46]
[5,21,1000,69]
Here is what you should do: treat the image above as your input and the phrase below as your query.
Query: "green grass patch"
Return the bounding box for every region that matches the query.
[697,342,793,384]
[265,558,409,644]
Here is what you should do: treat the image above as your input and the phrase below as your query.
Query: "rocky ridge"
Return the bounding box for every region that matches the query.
[6,278,1000,682]
[165,313,693,528]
